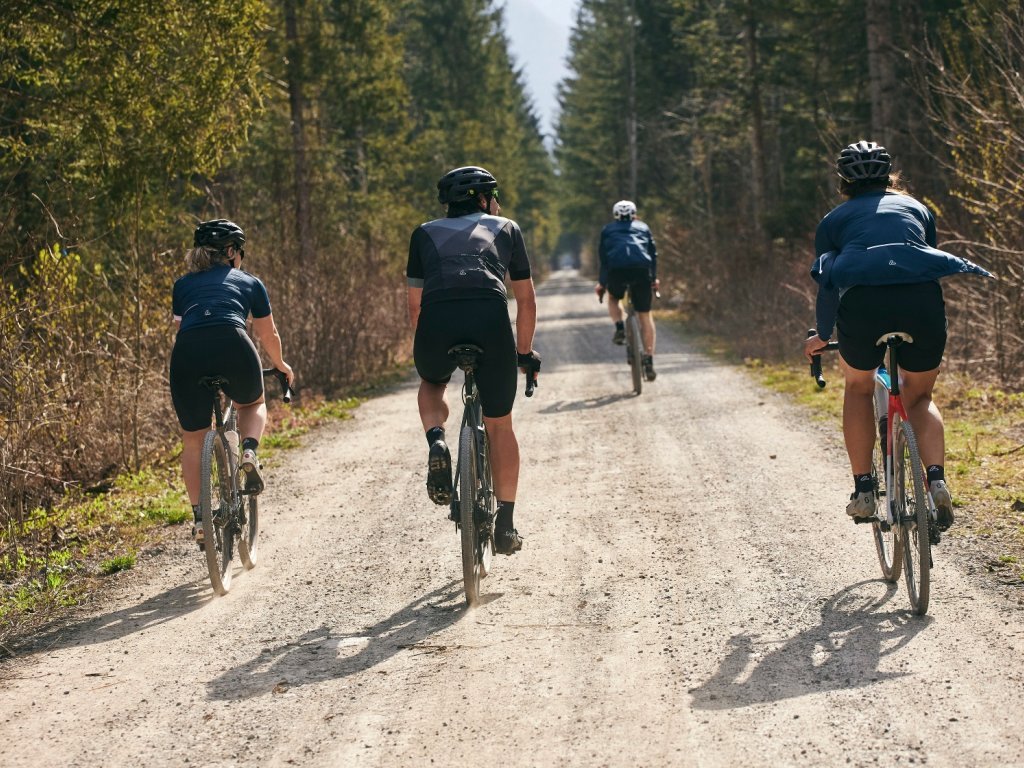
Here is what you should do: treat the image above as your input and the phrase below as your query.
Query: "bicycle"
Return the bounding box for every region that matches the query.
[598,287,652,395]
[809,330,940,615]
[448,344,537,607]
[198,368,292,596]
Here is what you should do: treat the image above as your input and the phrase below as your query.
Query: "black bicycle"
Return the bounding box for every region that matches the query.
[809,331,939,615]
[448,345,537,607]
[198,368,292,595]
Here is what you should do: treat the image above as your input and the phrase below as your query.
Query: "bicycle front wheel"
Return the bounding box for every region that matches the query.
[871,416,901,582]
[626,314,643,395]
[459,425,482,606]
[893,414,931,615]
[201,430,235,595]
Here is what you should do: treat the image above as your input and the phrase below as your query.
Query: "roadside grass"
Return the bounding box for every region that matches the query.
[660,312,1024,587]
[0,391,366,653]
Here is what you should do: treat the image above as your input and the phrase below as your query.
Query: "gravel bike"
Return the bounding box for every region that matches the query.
[810,331,940,615]
[598,287,651,395]
[198,368,292,595]
[448,344,537,607]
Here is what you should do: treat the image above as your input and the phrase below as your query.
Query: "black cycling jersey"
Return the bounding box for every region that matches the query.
[406,212,532,305]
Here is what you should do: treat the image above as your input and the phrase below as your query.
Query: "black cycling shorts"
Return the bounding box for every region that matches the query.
[414,299,517,419]
[169,324,264,431]
[836,282,947,372]
[606,267,653,312]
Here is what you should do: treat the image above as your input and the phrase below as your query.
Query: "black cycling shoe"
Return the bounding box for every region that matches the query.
[493,527,523,555]
[613,326,625,345]
[426,440,453,506]
[642,355,656,381]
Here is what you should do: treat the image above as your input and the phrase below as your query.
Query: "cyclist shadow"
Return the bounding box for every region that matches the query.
[205,581,465,701]
[689,580,931,710]
[7,580,210,657]
[539,393,634,413]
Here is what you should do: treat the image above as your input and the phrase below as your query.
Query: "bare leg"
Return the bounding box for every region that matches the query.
[180,429,207,505]
[235,396,267,444]
[483,413,519,501]
[418,379,449,433]
[606,295,623,324]
[842,360,877,476]
[638,311,656,355]
[899,368,944,467]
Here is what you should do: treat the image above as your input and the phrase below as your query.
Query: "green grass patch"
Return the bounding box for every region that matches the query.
[100,553,136,574]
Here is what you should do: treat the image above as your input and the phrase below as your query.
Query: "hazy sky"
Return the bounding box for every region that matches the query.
[502,0,579,143]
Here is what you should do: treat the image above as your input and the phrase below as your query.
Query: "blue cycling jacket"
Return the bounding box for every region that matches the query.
[810,191,991,339]
[598,219,657,286]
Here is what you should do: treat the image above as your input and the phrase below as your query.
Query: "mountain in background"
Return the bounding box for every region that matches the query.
[502,0,573,145]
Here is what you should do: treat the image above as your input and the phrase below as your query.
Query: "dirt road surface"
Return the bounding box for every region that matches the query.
[3,271,1023,767]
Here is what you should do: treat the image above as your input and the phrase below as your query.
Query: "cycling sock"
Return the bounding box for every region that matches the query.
[496,500,515,530]
[853,473,873,494]
[241,437,259,452]
[926,465,944,483]
[425,426,445,447]
[615,320,624,330]
[192,504,201,522]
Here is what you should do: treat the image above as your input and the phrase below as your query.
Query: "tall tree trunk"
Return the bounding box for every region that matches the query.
[626,0,638,201]
[283,0,314,266]
[744,2,767,254]
[866,0,896,146]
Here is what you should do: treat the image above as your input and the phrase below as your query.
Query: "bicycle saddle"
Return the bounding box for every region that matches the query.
[198,375,230,390]
[448,344,484,372]
[874,331,914,346]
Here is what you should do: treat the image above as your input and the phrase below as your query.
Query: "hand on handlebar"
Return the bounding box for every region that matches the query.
[595,284,606,303]
[803,333,828,364]
[652,278,661,299]
[518,350,541,397]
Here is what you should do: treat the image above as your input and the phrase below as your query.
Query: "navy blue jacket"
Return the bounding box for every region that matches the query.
[811,191,991,339]
[598,219,657,286]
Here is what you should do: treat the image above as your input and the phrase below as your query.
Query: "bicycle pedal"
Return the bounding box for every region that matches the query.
[852,516,875,525]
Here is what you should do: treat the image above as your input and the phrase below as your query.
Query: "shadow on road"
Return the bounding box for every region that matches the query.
[7,579,210,658]
[206,581,467,701]
[689,580,931,710]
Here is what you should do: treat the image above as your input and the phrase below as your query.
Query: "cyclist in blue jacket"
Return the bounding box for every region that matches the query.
[595,200,660,381]
[804,141,991,531]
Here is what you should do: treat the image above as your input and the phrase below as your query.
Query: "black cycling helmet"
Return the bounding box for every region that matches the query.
[193,219,246,251]
[836,140,892,182]
[436,166,498,204]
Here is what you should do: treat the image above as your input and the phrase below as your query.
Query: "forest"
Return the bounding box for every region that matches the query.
[2,0,1023,525]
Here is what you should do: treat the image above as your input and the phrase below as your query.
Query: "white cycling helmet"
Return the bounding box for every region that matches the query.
[612,200,637,220]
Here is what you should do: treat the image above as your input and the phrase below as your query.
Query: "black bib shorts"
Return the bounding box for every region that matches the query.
[837,281,947,372]
[414,299,517,419]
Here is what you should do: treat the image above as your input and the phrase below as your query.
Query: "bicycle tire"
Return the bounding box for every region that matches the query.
[201,430,234,595]
[627,313,643,395]
[238,495,259,570]
[477,431,495,579]
[871,413,901,582]
[459,424,481,606]
[893,414,931,615]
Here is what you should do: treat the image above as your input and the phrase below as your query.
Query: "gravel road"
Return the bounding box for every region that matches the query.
[2,270,1023,767]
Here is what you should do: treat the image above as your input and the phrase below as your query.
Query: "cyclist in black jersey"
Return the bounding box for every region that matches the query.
[170,219,294,546]
[406,166,540,555]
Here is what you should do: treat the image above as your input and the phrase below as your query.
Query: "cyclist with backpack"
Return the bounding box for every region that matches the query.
[406,166,540,556]
[803,141,991,531]
[170,219,294,546]
[595,200,659,381]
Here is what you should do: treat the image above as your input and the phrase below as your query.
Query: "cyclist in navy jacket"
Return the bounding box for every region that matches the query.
[595,200,659,381]
[804,141,991,530]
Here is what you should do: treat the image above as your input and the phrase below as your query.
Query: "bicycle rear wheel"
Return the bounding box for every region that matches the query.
[477,432,495,579]
[626,313,643,395]
[238,494,259,570]
[459,425,482,606]
[870,416,901,582]
[201,430,235,595]
[894,414,930,615]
